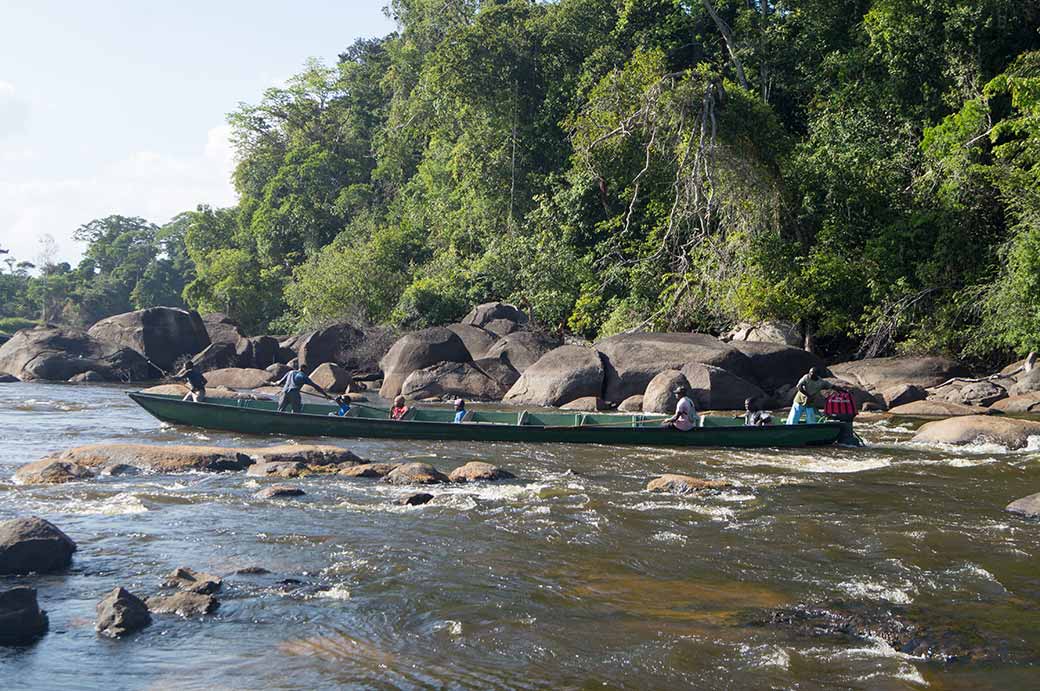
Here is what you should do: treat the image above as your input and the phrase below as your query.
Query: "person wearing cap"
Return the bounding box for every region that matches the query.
[271,365,331,413]
[178,360,207,402]
[453,398,466,423]
[662,385,698,431]
[786,366,834,425]
[390,395,410,420]
[328,394,352,417]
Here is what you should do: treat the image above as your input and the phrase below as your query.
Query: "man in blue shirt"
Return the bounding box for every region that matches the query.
[271,367,332,413]
[328,394,352,417]
[453,398,466,423]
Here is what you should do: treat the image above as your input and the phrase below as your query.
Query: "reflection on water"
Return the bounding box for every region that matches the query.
[0,383,1038,689]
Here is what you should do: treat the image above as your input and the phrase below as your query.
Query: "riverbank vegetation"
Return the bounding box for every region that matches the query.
[2,0,1038,363]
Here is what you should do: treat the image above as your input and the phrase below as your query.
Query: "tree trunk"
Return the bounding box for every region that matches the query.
[702,0,750,90]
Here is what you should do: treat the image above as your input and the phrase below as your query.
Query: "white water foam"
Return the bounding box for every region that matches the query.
[58,492,149,516]
[838,579,914,604]
[651,531,687,544]
[318,584,352,600]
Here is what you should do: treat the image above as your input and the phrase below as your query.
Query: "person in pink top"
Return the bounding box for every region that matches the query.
[662,385,698,431]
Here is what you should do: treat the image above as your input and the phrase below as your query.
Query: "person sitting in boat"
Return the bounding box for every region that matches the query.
[272,366,331,414]
[328,394,351,417]
[742,397,773,426]
[177,360,207,403]
[786,367,835,425]
[662,385,698,431]
[453,398,466,423]
[390,395,409,420]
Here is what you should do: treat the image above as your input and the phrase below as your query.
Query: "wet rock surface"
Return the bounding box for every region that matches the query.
[0,516,77,575]
[383,462,449,485]
[448,462,515,483]
[95,587,151,638]
[912,415,1040,449]
[162,566,223,594]
[398,492,434,506]
[645,474,731,494]
[339,463,400,478]
[14,459,96,485]
[0,587,49,646]
[146,591,219,617]
[256,484,306,499]
[1006,491,1040,517]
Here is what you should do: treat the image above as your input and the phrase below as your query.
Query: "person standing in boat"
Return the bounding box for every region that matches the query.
[271,366,332,413]
[390,395,410,420]
[786,367,835,425]
[178,360,207,403]
[662,385,698,431]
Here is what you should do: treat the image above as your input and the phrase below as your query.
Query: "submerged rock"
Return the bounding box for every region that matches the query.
[0,516,77,575]
[645,474,731,494]
[383,462,449,485]
[95,587,151,638]
[757,601,1011,663]
[162,566,222,594]
[1006,492,1040,517]
[0,373,20,383]
[14,459,95,485]
[912,415,1040,449]
[255,485,306,499]
[339,463,400,478]
[448,462,515,483]
[0,587,49,646]
[398,492,434,506]
[146,592,219,617]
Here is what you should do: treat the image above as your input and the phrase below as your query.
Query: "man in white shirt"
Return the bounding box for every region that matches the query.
[663,385,698,431]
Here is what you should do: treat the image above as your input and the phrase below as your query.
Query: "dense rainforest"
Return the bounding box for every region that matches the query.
[2,0,1039,365]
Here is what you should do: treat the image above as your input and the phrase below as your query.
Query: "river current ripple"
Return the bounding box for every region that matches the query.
[1,384,1038,690]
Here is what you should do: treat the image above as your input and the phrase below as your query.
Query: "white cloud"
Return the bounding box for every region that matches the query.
[0,124,237,264]
[0,81,29,138]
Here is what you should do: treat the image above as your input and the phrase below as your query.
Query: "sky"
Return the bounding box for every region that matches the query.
[0,0,394,266]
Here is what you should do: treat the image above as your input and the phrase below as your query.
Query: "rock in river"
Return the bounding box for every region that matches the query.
[642,369,688,414]
[146,592,219,617]
[383,462,449,485]
[726,341,825,393]
[88,306,210,373]
[0,516,77,575]
[163,566,223,594]
[201,367,273,389]
[484,330,559,373]
[990,392,1040,414]
[646,474,731,494]
[0,587,49,646]
[401,358,519,401]
[829,356,967,391]
[246,445,362,467]
[36,444,253,473]
[95,587,151,638]
[1006,492,1040,517]
[398,492,434,506]
[255,484,306,499]
[503,345,605,407]
[561,396,608,411]
[14,459,96,485]
[247,461,309,478]
[0,325,151,382]
[886,400,987,417]
[448,461,515,483]
[309,362,352,393]
[618,395,644,412]
[339,463,400,478]
[912,415,1040,449]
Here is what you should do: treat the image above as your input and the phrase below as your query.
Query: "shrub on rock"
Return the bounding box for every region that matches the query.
[0,517,77,575]
[95,587,151,638]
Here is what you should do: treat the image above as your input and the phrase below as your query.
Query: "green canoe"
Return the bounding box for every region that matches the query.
[128,392,849,447]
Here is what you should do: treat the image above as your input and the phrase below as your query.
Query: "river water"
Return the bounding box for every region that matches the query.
[0,383,1038,690]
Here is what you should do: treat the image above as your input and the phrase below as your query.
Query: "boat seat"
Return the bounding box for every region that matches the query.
[517,411,528,426]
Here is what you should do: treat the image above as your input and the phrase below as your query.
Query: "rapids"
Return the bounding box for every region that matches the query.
[1,383,1038,689]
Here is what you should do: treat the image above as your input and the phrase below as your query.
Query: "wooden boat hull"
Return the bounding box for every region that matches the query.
[128,393,846,448]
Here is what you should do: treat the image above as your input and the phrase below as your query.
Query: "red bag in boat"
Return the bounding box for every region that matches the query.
[824,390,856,419]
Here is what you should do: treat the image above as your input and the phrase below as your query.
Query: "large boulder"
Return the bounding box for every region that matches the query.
[384,462,449,485]
[912,415,1040,449]
[888,400,989,417]
[1010,368,1040,396]
[95,587,151,638]
[595,333,754,403]
[36,444,254,473]
[448,461,515,483]
[484,331,560,373]
[990,392,1040,414]
[339,462,400,478]
[189,342,242,372]
[245,445,362,467]
[461,302,529,331]
[560,396,608,411]
[0,587,49,645]
[727,341,825,393]
[248,336,280,370]
[724,321,801,347]
[503,345,605,407]
[642,370,688,414]
[297,322,368,372]
[682,363,766,411]
[1006,492,1040,517]
[0,517,77,575]
[309,363,352,393]
[401,357,519,401]
[829,356,967,391]
[201,313,244,345]
[14,459,95,485]
[88,307,210,373]
[878,384,928,409]
[445,324,499,361]
[0,326,150,382]
[202,367,272,389]
[618,395,644,412]
[937,380,1008,407]
[379,327,471,398]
